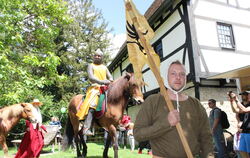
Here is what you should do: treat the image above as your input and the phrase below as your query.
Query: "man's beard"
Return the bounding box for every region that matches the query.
[94,59,102,64]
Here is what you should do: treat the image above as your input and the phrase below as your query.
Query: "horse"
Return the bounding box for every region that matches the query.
[63,72,144,158]
[0,103,41,158]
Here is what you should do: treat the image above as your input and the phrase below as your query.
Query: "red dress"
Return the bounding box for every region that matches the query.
[15,120,46,158]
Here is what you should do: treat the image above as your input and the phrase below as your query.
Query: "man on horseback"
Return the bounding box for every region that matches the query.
[76,49,113,136]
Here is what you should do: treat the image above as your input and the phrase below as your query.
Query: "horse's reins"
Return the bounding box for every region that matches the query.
[77,98,84,110]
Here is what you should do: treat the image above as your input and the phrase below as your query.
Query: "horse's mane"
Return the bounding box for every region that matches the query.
[0,104,23,116]
[108,75,130,104]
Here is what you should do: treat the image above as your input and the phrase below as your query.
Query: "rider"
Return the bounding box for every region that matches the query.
[76,49,113,135]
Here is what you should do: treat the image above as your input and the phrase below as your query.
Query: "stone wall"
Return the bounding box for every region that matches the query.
[184,87,238,134]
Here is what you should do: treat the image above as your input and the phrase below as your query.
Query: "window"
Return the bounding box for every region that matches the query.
[154,41,163,59]
[217,22,235,49]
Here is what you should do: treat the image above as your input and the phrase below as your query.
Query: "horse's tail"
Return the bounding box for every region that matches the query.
[61,115,74,151]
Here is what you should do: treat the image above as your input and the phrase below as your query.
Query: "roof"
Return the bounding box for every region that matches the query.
[208,65,250,79]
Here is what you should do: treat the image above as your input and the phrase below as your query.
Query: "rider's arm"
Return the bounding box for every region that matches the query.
[106,67,113,82]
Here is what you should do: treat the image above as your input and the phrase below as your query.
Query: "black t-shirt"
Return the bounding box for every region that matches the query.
[241,103,250,133]
[239,102,250,121]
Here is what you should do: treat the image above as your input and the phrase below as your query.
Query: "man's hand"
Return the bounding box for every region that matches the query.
[228,92,238,102]
[102,79,111,85]
[167,109,180,127]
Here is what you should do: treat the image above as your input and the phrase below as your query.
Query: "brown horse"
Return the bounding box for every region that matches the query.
[63,73,144,158]
[0,103,41,158]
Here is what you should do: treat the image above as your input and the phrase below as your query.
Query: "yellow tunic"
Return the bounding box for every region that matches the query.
[76,63,107,120]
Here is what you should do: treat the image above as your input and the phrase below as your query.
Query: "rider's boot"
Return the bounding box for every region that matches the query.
[83,108,95,136]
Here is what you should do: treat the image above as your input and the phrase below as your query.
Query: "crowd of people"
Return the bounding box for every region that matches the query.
[206,90,250,158]
[132,60,250,158]
[12,50,250,158]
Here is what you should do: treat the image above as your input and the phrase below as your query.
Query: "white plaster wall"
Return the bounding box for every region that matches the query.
[195,0,250,26]
[201,49,250,73]
[238,0,250,9]
[162,23,186,57]
[234,26,250,52]
[195,19,219,47]
[152,10,182,44]
[143,70,159,92]
[193,0,250,75]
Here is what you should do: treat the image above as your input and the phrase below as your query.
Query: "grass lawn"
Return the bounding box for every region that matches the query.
[1,143,152,158]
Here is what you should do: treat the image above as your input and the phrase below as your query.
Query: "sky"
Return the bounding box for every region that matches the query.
[92,0,154,57]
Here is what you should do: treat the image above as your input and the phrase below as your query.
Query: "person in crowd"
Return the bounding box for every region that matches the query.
[49,116,62,144]
[49,116,61,126]
[127,122,135,152]
[134,60,214,158]
[231,91,249,158]
[208,99,228,158]
[76,49,113,135]
[229,91,250,158]
[15,99,47,158]
[118,114,131,149]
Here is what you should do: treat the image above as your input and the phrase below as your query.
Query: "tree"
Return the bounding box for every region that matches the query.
[0,0,113,128]
[0,0,74,142]
[0,0,70,104]
[51,0,112,101]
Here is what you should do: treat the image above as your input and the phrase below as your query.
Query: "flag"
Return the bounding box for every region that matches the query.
[125,0,160,87]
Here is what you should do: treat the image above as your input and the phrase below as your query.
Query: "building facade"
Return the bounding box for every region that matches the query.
[108,0,250,133]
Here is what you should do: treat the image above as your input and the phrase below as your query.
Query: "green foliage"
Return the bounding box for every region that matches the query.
[0,0,113,139]
[52,0,112,98]
[0,0,70,105]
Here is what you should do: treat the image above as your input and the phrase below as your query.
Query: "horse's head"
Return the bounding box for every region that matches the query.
[21,103,41,123]
[125,73,144,105]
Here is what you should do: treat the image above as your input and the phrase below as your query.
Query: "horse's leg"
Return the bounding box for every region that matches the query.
[108,125,119,158]
[79,134,87,158]
[74,134,82,157]
[69,112,83,158]
[0,135,8,158]
[73,123,82,157]
[103,131,112,158]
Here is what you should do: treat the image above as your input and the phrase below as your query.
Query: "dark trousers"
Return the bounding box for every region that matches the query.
[118,130,127,147]
[138,140,151,151]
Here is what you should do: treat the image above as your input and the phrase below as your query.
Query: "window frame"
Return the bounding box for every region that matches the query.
[216,22,235,50]
[153,41,163,59]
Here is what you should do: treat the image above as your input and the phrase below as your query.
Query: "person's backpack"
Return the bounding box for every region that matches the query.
[213,108,230,129]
